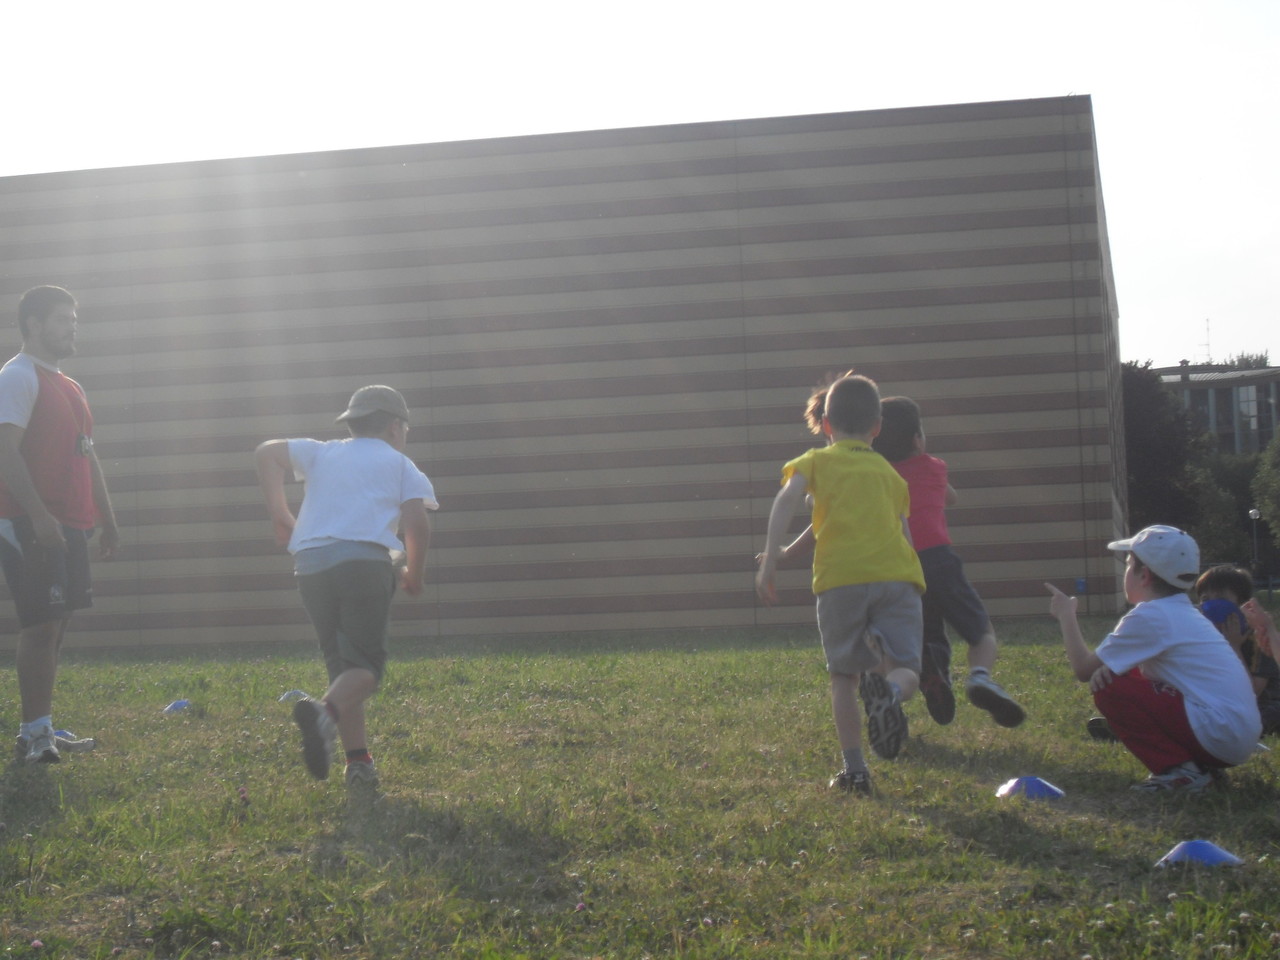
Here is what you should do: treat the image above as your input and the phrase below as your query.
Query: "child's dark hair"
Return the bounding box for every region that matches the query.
[1131,557,1191,598]
[345,410,401,437]
[871,396,922,462]
[802,370,880,436]
[1195,564,1254,604]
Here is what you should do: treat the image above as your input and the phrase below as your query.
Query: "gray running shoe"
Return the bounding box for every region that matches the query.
[15,733,97,761]
[345,760,380,790]
[23,726,60,764]
[860,672,908,760]
[966,673,1026,728]
[293,698,337,780]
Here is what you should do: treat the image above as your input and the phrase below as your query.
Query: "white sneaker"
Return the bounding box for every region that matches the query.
[966,672,1026,728]
[1131,761,1213,793]
[14,734,97,761]
[292,698,337,780]
[24,726,60,764]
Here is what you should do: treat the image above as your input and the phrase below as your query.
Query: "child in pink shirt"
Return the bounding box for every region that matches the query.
[872,396,1024,728]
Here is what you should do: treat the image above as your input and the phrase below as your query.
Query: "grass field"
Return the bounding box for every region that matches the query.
[2,617,1280,959]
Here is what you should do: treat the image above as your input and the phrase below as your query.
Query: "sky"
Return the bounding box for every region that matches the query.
[4,0,1277,369]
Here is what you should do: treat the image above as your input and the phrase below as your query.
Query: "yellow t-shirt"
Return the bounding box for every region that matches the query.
[783,439,926,595]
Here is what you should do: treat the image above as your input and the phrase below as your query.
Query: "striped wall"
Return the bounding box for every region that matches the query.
[0,94,1124,649]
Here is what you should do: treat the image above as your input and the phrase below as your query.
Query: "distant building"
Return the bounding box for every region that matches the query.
[1159,362,1280,454]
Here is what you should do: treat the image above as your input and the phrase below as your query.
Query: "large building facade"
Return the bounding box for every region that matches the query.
[0,95,1125,649]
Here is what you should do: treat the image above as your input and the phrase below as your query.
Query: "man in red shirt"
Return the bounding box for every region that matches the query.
[0,286,119,763]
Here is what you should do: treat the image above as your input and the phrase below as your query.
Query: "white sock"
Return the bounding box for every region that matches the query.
[24,716,53,737]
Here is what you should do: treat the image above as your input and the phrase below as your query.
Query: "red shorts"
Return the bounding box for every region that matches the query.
[1093,668,1226,773]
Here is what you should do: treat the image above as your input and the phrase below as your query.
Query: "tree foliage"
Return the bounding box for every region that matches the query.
[1253,434,1280,547]
[1121,361,1260,567]
[1223,351,1271,370]
[1121,361,1199,531]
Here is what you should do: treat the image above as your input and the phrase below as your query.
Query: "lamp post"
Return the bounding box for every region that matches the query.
[1249,508,1261,578]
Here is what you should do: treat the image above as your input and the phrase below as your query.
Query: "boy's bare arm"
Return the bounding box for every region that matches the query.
[756,474,808,604]
[945,483,958,507]
[254,440,296,547]
[780,524,814,562]
[398,499,432,596]
[1045,582,1106,681]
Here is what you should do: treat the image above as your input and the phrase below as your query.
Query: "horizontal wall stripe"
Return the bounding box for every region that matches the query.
[95,388,1108,458]
[79,501,1115,569]
[62,535,1108,604]
[1,238,1102,306]
[82,317,1107,394]
[90,351,1107,428]
[108,459,1112,529]
[105,428,1111,495]
[2,157,1099,231]
[0,204,1100,269]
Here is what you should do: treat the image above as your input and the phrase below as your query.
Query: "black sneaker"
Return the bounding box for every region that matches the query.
[860,672,908,759]
[965,673,1026,728]
[830,768,873,796]
[1086,716,1118,741]
[920,674,956,725]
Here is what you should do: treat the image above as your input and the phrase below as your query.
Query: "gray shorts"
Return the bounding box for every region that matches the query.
[816,581,923,676]
[297,559,395,684]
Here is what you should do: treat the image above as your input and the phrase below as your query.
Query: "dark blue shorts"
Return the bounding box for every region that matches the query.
[0,516,93,628]
[919,544,992,647]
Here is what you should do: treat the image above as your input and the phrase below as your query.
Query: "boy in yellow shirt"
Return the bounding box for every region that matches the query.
[756,373,925,795]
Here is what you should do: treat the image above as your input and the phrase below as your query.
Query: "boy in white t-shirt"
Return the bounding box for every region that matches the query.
[1046,525,1261,792]
[255,385,437,790]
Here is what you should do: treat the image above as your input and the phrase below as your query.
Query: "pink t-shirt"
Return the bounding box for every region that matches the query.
[892,453,950,552]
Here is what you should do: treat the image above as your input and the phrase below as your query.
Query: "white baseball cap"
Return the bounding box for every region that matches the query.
[1106,525,1200,589]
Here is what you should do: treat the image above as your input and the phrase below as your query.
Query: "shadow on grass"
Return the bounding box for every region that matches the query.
[308,791,575,907]
[0,759,70,836]
[905,733,1126,793]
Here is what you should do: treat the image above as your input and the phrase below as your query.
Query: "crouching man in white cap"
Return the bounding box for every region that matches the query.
[1046,525,1261,792]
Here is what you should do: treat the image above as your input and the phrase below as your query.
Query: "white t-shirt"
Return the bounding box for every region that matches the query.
[1097,593,1262,764]
[286,437,438,556]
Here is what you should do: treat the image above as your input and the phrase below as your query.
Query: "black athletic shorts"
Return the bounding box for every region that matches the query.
[0,515,93,628]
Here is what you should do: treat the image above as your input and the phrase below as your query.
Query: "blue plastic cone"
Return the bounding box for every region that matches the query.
[995,776,1065,799]
[1156,840,1244,868]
